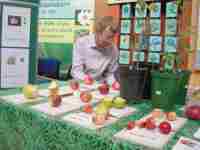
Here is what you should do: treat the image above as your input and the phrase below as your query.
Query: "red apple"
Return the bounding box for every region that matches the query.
[98,83,109,95]
[127,121,135,130]
[159,121,172,134]
[185,105,200,120]
[80,92,92,103]
[69,80,79,90]
[112,81,120,91]
[136,120,146,128]
[83,104,93,113]
[84,74,93,85]
[51,95,62,107]
[145,118,156,130]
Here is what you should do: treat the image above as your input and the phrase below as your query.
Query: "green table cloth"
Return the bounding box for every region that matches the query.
[0,82,199,150]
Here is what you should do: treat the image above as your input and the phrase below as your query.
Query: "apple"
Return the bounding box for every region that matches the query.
[23,84,38,99]
[159,121,172,134]
[151,109,163,119]
[69,80,79,90]
[98,83,109,95]
[145,118,156,130]
[127,121,135,130]
[112,97,127,109]
[185,105,200,120]
[51,95,62,107]
[112,81,120,91]
[84,74,93,85]
[48,81,59,96]
[80,92,92,103]
[93,104,109,125]
[167,112,177,121]
[83,104,93,113]
[102,97,113,109]
[137,120,146,128]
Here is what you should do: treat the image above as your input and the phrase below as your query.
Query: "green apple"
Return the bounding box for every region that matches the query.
[23,84,38,99]
[113,97,127,109]
[102,97,113,109]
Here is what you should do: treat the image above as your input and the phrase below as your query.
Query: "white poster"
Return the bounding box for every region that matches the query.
[1,5,31,47]
[0,48,29,88]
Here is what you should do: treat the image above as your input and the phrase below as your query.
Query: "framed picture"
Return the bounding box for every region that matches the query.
[166,19,177,34]
[122,4,131,18]
[148,53,160,64]
[150,19,161,34]
[164,36,177,52]
[149,36,162,52]
[119,50,130,64]
[135,19,145,33]
[166,2,177,17]
[150,3,161,17]
[121,20,131,34]
[120,35,130,49]
[132,51,145,62]
[135,4,146,18]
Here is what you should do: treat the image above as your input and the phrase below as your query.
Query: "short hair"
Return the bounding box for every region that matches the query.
[95,16,118,34]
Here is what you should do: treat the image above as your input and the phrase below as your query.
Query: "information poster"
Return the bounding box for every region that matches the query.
[38,0,94,65]
[2,5,31,48]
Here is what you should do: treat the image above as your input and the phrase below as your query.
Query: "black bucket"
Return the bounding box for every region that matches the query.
[119,64,152,101]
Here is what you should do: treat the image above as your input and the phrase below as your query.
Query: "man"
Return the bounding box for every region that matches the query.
[71,16,119,83]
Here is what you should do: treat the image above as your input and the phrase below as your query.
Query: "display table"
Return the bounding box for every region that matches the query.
[0,82,199,150]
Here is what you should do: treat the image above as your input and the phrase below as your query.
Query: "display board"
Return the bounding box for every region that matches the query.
[38,0,95,67]
[117,1,178,66]
[0,0,39,88]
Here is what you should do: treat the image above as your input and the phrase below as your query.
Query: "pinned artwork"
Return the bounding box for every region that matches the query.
[150,3,161,17]
[150,19,160,34]
[119,50,130,65]
[132,51,145,62]
[166,19,177,35]
[149,36,162,52]
[122,4,131,18]
[135,4,146,18]
[135,19,145,33]
[164,37,177,52]
[121,20,131,34]
[120,35,130,49]
[148,53,160,64]
[166,2,177,17]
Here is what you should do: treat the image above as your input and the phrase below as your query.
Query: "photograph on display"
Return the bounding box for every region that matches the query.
[2,6,31,48]
[135,4,146,18]
[166,2,177,17]
[166,19,177,34]
[150,19,160,34]
[164,36,177,52]
[120,20,131,34]
[120,35,130,49]
[150,3,161,17]
[119,50,130,64]
[132,51,145,62]
[122,4,131,18]
[75,9,92,26]
[148,52,160,64]
[135,19,145,33]
[135,35,148,49]
[149,36,162,52]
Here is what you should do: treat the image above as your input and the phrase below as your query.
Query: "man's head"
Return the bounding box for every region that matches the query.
[95,16,118,49]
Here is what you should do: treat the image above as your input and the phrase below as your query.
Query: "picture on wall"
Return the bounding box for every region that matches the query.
[150,19,160,34]
[75,9,92,26]
[164,36,177,52]
[166,2,177,17]
[120,35,130,49]
[166,19,177,34]
[148,52,160,64]
[2,5,31,48]
[150,3,161,17]
[119,50,130,64]
[135,19,145,33]
[132,51,145,62]
[135,4,146,18]
[122,4,131,18]
[121,20,131,34]
[134,35,148,50]
[149,36,162,52]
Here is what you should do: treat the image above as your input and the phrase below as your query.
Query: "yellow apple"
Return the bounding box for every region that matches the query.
[23,84,38,99]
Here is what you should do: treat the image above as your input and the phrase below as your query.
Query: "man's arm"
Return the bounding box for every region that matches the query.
[71,38,85,80]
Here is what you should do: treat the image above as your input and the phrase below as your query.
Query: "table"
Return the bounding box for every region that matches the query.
[0,82,199,150]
